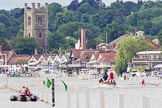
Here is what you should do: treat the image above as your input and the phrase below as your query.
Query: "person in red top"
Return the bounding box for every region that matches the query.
[109,71,116,85]
[109,71,114,80]
[25,87,31,96]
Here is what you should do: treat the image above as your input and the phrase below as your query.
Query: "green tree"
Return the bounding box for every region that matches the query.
[158,30,162,48]
[64,36,77,50]
[78,3,94,14]
[0,14,10,26]
[123,1,140,15]
[103,67,108,73]
[54,10,75,30]
[142,21,152,34]
[0,37,10,50]
[81,13,91,23]
[114,36,153,75]
[48,3,63,32]
[9,8,23,18]
[12,36,38,54]
[141,1,156,10]
[0,23,5,36]
[105,22,127,43]
[48,32,65,53]
[110,2,127,23]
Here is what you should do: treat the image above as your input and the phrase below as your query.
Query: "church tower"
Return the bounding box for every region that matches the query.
[24,3,48,53]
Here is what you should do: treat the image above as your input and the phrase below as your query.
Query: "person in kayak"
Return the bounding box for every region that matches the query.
[18,86,26,95]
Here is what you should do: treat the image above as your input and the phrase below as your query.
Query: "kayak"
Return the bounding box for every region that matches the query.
[10,94,37,102]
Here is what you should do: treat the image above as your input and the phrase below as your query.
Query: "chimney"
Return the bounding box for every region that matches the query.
[34,48,38,55]
[80,29,86,49]
[0,46,3,53]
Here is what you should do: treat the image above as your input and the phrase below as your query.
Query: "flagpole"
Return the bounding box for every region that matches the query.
[52,79,55,107]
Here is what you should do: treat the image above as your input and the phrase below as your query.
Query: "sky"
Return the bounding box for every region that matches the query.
[0,0,157,10]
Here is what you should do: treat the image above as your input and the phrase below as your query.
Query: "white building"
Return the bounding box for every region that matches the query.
[128,51,162,70]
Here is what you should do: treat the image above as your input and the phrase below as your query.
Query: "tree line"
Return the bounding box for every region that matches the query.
[0,0,162,54]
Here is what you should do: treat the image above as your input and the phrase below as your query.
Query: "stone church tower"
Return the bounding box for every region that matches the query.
[24,3,48,53]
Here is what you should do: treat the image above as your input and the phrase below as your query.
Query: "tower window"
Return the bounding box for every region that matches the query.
[28,17,31,25]
[39,33,42,38]
[38,17,42,25]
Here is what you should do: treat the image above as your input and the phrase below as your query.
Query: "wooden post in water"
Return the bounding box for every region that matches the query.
[52,79,55,107]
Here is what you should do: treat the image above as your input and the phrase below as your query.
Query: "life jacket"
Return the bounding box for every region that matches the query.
[103,73,108,81]
[26,88,31,96]
[109,72,114,79]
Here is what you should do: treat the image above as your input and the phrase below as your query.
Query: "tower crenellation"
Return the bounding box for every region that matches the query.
[32,3,35,10]
[24,3,48,53]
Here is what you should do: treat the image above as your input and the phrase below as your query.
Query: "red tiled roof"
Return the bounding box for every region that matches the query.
[144,38,159,50]
[79,51,96,62]
[8,55,31,64]
[100,52,116,62]
[144,38,152,43]
[93,51,99,59]
[71,48,81,59]
[33,55,41,60]
[1,49,17,63]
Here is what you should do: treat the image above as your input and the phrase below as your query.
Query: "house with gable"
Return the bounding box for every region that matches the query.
[68,29,98,74]
[69,48,97,75]
[87,51,116,74]
[8,54,30,73]
[46,54,55,65]
[28,49,42,71]
[60,54,69,68]
[144,38,159,50]
[53,54,61,66]
[37,55,47,69]
[96,34,129,52]
[28,54,42,71]
[0,46,17,72]
[60,54,68,64]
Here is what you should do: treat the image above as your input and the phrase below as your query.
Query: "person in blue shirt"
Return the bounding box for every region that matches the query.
[99,72,109,83]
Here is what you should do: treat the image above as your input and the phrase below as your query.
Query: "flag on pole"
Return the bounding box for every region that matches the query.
[62,80,68,91]
[46,78,52,88]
